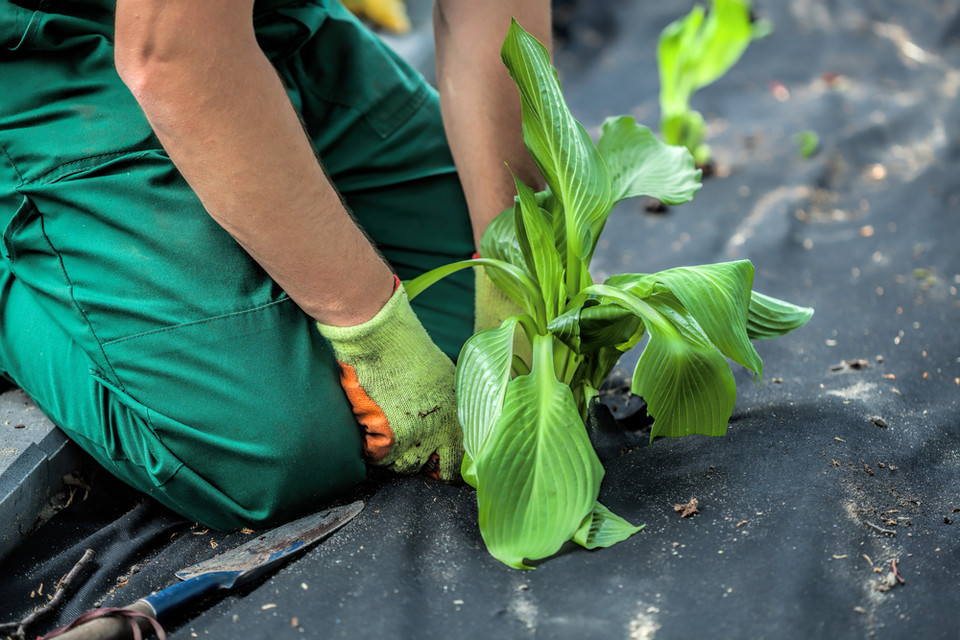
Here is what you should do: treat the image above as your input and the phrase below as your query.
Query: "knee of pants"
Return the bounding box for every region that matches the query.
[85,364,368,531]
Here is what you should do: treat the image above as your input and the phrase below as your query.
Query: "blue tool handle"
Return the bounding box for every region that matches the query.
[143,571,237,621]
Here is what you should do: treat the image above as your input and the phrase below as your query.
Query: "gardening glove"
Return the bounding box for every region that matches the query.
[316,280,463,481]
[474,262,532,365]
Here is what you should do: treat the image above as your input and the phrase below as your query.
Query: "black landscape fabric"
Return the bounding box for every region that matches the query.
[2,0,959,638]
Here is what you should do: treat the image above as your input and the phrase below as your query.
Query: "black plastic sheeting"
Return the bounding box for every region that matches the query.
[3,0,960,638]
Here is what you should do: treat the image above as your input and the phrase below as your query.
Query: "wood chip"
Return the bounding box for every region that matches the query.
[673,498,700,518]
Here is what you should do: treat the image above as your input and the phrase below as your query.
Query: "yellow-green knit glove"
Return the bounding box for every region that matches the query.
[316,283,463,481]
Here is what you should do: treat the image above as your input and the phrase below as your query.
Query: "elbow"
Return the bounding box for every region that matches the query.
[114,23,166,102]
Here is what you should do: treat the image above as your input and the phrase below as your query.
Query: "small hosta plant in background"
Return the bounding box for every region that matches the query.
[658,0,772,167]
[794,130,820,158]
[407,20,812,570]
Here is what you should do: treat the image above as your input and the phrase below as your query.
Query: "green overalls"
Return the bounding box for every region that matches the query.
[0,0,475,529]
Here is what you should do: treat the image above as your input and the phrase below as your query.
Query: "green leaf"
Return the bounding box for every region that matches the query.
[548,300,639,352]
[537,189,569,264]
[573,502,644,549]
[603,272,658,299]
[605,262,762,376]
[747,290,814,340]
[584,285,737,440]
[658,4,706,117]
[597,116,702,206]
[645,261,762,377]
[633,302,737,439]
[478,204,525,269]
[659,0,758,117]
[578,303,642,351]
[467,257,546,329]
[514,175,566,322]
[456,317,521,462]
[687,0,757,91]
[793,130,819,158]
[661,110,708,162]
[501,20,612,293]
[404,259,478,300]
[474,335,604,569]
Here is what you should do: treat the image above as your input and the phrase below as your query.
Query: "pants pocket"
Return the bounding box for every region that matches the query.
[89,370,185,488]
[2,193,121,381]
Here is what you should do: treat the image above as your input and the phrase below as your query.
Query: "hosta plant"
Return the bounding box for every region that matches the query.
[658,0,772,166]
[406,20,812,569]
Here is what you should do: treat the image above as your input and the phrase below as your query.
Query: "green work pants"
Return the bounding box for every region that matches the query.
[0,0,475,529]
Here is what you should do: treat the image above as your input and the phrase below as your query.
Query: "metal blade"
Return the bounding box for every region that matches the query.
[174,500,363,583]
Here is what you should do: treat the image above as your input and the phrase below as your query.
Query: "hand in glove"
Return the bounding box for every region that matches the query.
[316,279,463,481]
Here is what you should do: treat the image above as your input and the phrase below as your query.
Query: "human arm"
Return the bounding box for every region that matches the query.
[433,0,552,248]
[114,0,394,327]
[114,0,462,479]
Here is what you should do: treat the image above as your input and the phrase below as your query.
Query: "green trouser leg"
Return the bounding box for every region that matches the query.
[0,0,474,529]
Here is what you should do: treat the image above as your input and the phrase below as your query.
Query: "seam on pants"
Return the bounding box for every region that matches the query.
[101,297,292,348]
[0,140,25,187]
[31,208,126,389]
[30,150,160,186]
[9,1,45,51]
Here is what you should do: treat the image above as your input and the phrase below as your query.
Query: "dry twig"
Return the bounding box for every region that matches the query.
[891,558,906,585]
[0,549,95,639]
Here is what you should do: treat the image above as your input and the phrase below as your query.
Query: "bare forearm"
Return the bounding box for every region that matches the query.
[115,0,394,326]
[433,0,551,248]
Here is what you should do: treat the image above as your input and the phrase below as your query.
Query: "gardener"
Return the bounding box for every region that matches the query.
[0,0,548,529]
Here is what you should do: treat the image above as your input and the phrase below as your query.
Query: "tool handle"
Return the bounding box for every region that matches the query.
[142,571,234,619]
[46,600,158,640]
[47,572,231,640]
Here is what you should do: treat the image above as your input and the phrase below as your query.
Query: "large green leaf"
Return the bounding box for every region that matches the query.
[597,116,702,206]
[572,502,644,550]
[605,262,762,376]
[474,335,604,569]
[501,20,612,292]
[747,290,814,340]
[536,189,569,267]
[633,301,736,440]
[514,175,566,322]
[602,274,657,304]
[585,285,736,440]
[456,318,521,463]
[645,261,762,377]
